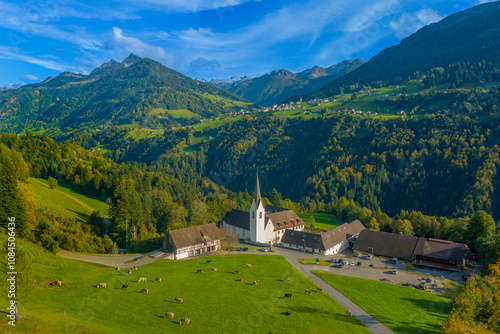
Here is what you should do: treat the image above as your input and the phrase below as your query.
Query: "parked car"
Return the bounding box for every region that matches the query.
[392,257,398,264]
[331,258,336,263]
[369,263,374,267]
[344,261,349,266]
[351,261,356,266]
[367,254,373,260]
[242,247,248,251]
[355,252,361,257]
[259,247,268,252]
[393,269,399,275]
[357,261,361,266]
[338,258,343,264]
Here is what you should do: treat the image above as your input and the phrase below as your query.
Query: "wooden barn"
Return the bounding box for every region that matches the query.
[164,223,222,260]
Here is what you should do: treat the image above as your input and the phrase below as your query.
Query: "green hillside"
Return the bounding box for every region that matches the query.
[0,237,369,334]
[26,178,109,221]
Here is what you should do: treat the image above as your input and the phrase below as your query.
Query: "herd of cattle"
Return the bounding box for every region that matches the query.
[50,257,335,326]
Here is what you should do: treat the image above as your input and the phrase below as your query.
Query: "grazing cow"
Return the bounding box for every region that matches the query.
[246,264,253,268]
[97,283,106,288]
[155,277,161,282]
[237,279,243,282]
[197,269,204,273]
[283,277,290,282]
[54,280,62,286]
[126,270,133,275]
[133,266,138,271]
[141,288,148,293]
[174,297,183,303]
[211,268,217,271]
[283,293,292,299]
[114,267,120,271]
[121,284,129,290]
[235,269,240,274]
[285,311,291,316]
[305,289,312,295]
[138,277,147,283]
[180,318,190,325]
[317,287,323,293]
[164,312,174,319]
[206,260,212,264]
[253,280,259,285]
[347,310,354,317]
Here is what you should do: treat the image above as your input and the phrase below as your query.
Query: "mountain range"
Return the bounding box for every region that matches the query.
[0,54,252,134]
[311,0,500,98]
[209,59,364,106]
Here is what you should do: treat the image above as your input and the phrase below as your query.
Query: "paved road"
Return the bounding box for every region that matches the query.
[272,247,395,334]
[57,250,166,268]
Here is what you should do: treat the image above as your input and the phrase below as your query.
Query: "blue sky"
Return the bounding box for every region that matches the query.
[0,0,495,86]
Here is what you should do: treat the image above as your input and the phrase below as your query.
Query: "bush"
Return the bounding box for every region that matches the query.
[41,235,60,254]
[405,262,415,270]
[48,176,58,189]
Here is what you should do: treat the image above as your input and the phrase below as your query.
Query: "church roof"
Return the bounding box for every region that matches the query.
[255,173,262,204]
[221,208,250,231]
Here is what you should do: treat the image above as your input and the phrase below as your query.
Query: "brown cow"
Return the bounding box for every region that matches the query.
[180,318,190,325]
[246,264,253,268]
[174,297,183,303]
[164,312,174,319]
[283,277,290,282]
[347,310,354,317]
[155,277,161,282]
[283,293,292,299]
[133,266,138,271]
[285,311,291,316]
[126,270,133,275]
[97,283,106,288]
[305,289,312,295]
[237,278,243,282]
[54,280,62,286]
[141,288,149,293]
[206,260,212,264]
[138,277,147,283]
[197,269,204,273]
[114,267,120,271]
[253,280,260,285]
[317,287,323,293]
[121,284,129,290]
[211,268,217,271]
[235,269,240,274]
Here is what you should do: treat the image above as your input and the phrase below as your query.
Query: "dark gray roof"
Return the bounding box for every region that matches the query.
[221,209,250,231]
[281,220,365,251]
[282,230,325,250]
[168,223,221,250]
[414,238,468,263]
[353,230,418,261]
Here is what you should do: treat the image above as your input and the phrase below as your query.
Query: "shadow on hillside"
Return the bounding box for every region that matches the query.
[68,209,90,222]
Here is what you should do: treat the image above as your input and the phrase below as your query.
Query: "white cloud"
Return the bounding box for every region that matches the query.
[127,0,260,13]
[22,74,40,81]
[0,46,86,73]
[389,8,444,39]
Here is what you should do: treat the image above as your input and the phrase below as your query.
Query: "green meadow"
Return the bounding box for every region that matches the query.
[0,236,369,334]
[296,212,338,230]
[26,178,109,221]
[313,271,455,334]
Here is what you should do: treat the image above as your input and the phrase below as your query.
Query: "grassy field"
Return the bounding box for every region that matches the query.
[0,236,369,334]
[27,178,109,220]
[313,271,454,334]
[299,258,330,266]
[296,212,338,230]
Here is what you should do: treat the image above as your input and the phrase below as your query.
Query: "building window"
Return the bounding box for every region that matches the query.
[252,212,255,218]
[259,212,262,219]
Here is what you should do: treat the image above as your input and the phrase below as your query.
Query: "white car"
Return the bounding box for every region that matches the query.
[344,261,349,265]
[260,247,268,252]
[351,261,356,266]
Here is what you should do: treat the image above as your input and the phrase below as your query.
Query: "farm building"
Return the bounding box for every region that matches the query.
[220,173,305,244]
[353,230,468,271]
[165,223,221,260]
[280,220,366,255]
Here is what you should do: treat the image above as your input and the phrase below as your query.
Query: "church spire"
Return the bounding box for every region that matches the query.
[255,172,262,204]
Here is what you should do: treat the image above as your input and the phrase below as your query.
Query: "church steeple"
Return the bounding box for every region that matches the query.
[255,172,262,204]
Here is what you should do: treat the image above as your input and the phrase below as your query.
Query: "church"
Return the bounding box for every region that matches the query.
[220,174,305,244]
